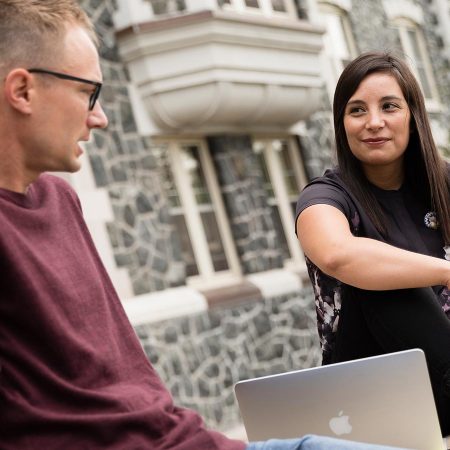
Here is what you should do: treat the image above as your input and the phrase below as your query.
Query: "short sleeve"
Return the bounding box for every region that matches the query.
[295,182,354,223]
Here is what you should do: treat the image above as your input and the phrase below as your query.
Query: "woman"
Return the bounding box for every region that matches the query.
[296,52,450,435]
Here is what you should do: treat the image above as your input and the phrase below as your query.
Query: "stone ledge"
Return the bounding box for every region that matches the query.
[247,269,303,298]
[123,269,307,326]
[122,286,208,325]
[200,280,262,309]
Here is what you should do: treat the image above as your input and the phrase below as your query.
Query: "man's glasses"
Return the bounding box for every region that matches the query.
[28,68,102,111]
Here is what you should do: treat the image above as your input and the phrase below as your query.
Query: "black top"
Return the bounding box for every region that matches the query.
[296,167,450,364]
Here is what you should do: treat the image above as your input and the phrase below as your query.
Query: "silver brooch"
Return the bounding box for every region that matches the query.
[424,211,439,230]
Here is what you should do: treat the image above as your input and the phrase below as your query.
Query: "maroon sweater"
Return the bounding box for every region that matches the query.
[0,174,245,450]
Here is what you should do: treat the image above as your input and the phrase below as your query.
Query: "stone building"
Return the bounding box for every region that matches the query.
[70,0,450,437]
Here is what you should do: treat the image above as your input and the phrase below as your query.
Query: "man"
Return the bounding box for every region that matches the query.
[0,1,408,449]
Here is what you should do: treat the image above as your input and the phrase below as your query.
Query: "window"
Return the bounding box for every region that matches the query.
[253,137,307,266]
[318,2,358,99]
[271,0,287,12]
[245,0,260,8]
[395,20,439,103]
[382,0,440,106]
[219,0,297,18]
[149,0,186,16]
[161,140,241,286]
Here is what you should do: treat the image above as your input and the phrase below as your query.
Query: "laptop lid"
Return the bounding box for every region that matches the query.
[235,349,444,450]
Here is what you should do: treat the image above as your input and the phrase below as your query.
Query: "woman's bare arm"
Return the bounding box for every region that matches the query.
[296,204,450,290]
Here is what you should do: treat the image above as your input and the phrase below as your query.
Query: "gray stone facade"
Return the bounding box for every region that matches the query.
[348,0,400,54]
[300,90,336,180]
[81,0,185,295]
[136,286,320,431]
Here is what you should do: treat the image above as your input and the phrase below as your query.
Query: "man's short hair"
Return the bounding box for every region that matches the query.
[0,0,97,75]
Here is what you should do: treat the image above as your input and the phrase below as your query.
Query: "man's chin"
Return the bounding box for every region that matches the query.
[69,162,82,173]
[70,154,84,172]
[59,160,82,174]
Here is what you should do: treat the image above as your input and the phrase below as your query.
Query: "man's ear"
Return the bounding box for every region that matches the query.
[3,69,35,114]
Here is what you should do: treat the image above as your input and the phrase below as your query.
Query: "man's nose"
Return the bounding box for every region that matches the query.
[88,101,108,129]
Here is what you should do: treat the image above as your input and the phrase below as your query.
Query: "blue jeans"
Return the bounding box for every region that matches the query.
[246,435,411,450]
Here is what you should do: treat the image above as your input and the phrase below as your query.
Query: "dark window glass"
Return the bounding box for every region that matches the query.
[181,145,229,273]
[245,0,260,8]
[151,0,186,15]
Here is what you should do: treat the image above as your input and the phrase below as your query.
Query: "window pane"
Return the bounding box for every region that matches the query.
[173,215,199,277]
[271,0,287,12]
[150,0,186,15]
[181,145,211,205]
[254,140,293,260]
[324,13,351,61]
[270,205,290,260]
[277,140,299,198]
[417,67,432,98]
[255,151,275,198]
[200,211,229,272]
[159,147,198,276]
[159,150,182,208]
[245,0,260,8]
[407,29,432,98]
[180,143,229,274]
[408,29,422,60]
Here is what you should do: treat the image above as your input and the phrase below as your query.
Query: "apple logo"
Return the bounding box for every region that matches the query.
[329,410,352,436]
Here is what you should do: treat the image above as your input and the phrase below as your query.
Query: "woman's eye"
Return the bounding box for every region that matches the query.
[383,102,399,110]
[348,106,365,115]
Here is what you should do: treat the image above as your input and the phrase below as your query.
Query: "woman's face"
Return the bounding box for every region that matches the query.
[343,72,411,175]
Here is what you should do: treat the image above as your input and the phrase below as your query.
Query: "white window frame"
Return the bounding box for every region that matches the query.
[147,0,187,16]
[394,18,441,110]
[253,136,307,269]
[220,0,298,19]
[163,139,242,289]
[317,1,358,100]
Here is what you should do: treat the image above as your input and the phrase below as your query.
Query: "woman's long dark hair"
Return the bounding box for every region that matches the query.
[333,51,450,244]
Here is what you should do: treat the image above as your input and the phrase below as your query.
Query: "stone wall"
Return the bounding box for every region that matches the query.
[136,286,320,431]
[348,0,400,53]
[81,0,185,295]
[208,136,286,274]
[300,90,335,180]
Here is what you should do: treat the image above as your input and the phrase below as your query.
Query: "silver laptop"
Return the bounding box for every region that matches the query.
[235,349,445,450]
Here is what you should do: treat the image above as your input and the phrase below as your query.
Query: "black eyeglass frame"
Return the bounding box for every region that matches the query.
[28,68,102,111]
